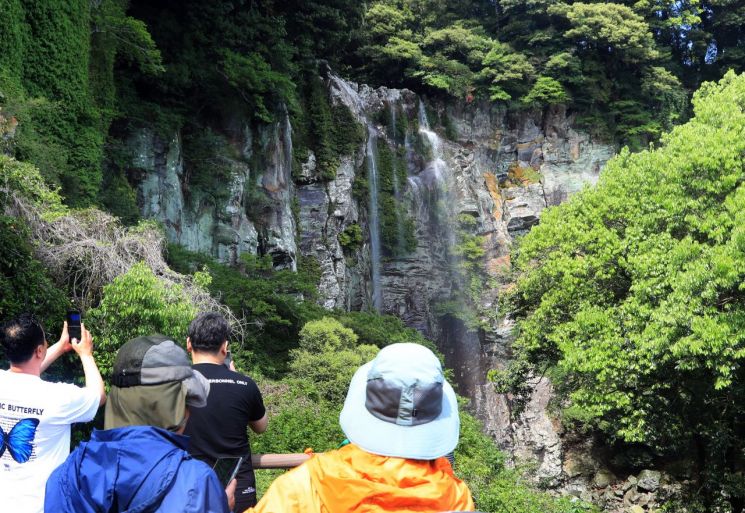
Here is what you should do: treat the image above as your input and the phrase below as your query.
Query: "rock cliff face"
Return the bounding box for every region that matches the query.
[128,116,296,270]
[131,70,616,499]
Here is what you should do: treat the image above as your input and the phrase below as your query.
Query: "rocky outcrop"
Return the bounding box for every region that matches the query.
[128,117,296,269]
[132,70,619,509]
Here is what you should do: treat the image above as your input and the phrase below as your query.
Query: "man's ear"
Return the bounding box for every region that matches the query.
[186,337,193,353]
[221,340,229,355]
[35,343,45,360]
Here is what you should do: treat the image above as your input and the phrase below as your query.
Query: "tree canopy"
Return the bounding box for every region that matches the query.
[497,71,745,511]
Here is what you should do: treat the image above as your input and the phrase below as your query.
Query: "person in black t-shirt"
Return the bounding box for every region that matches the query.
[184,312,268,512]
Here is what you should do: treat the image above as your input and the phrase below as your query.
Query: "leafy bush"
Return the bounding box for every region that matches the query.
[335,311,431,349]
[289,317,378,403]
[338,223,363,252]
[0,216,70,363]
[87,262,199,381]
[500,71,745,509]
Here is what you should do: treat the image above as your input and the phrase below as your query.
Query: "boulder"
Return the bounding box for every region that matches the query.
[637,470,662,492]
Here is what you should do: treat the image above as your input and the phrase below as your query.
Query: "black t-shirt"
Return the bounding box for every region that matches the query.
[185,363,266,464]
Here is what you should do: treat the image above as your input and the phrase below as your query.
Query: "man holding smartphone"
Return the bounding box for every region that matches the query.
[185,312,268,512]
[0,313,105,513]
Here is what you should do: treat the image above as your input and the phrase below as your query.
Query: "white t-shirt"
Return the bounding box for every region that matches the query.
[0,370,100,513]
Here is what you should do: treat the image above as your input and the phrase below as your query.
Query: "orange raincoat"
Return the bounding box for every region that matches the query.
[244,443,474,513]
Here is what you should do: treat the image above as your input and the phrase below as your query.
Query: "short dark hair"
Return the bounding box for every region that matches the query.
[188,312,230,353]
[0,314,46,364]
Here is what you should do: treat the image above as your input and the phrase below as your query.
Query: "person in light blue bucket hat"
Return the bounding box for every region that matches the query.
[339,341,461,460]
[245,342,474,513]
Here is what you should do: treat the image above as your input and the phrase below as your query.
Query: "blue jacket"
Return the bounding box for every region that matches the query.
[45,425,230,513]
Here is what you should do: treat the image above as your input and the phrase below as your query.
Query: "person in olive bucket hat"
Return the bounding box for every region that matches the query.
[45,335,230,513]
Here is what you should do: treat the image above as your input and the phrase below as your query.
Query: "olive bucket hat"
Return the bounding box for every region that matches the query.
[339,343,459,460]
[104,335,210,431]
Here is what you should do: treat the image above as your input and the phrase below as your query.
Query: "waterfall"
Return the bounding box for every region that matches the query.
[283,114,293,182]
[366,126,383,311]
[418,103,448,187]
[389,104,406,255]
[417,101,456,249]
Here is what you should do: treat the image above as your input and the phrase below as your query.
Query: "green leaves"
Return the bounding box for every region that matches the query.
[522,77,570,106]
[87,262,198,382]
[553,3,659,63]
[504,71,745,503]
[221,50,296,124]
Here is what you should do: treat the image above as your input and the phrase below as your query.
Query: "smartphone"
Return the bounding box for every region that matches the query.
[212,456,243,487]
[66,311,82,341]
[224,350,232,369]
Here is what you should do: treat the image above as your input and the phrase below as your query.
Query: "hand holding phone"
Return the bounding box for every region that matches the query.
[224,350,232,369]
[66,311,82,341]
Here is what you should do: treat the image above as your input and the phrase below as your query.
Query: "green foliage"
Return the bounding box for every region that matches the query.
[335,311,432,349]
[0,155,67,219]
[253,383,343,456]
[0,0,161,207]
[125,1,297,127]
[0,155,72,364]
[374,141,417,256]
[0,216,70,347]
[502,71,745,508]
[166,246,326,375]
[87,262,198,381]
[99,169,140,225]
[552,3,659,64]
[479,41,535,102]
[289,317,378,403]
[91,1,163,77]
[220,50,297,124]
[522,77,570,107]
[456,406,599,513]
[182,128,238,204]
[338,223,363,252]
[0,0,25,75]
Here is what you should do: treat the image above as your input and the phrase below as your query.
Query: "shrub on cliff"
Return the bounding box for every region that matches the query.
[498,71,745,510]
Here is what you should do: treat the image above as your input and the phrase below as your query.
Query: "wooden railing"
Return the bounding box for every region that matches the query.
[251,453,312,469]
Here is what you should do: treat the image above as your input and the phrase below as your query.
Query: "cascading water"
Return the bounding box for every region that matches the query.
[388,104,407,255]
[366,126,383,311]
[416,101,456,249]
[416,100,483,399]
[417,102,446,185]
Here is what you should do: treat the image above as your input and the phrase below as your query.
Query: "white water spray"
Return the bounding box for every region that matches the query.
[366,126,383,311]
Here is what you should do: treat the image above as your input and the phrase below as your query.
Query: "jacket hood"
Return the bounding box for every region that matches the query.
[55,426,190,513]
[307,444,473,513]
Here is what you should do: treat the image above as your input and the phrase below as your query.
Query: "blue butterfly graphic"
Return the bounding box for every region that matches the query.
[0,418,40,463]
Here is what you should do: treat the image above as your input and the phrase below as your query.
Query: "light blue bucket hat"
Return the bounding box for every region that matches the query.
[339,343,459,460]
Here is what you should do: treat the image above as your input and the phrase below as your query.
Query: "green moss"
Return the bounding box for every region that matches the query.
[376,142,416,256]
[291,69,363,183]
[0,0,25,76]
[331,103,365,157]
[442,110,458,140]
[307,73,338,180]
[339,223,363,252]
[100,169,140,225]
[182,127,238,204]
[394,107,409,142]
